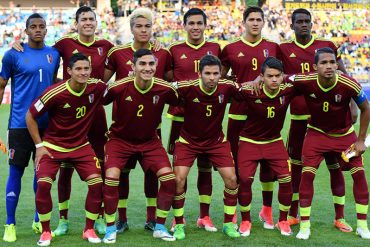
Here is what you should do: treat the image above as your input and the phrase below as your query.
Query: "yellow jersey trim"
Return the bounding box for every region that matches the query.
[134,78,154,94]
[66,80,87,97]
[228,114,247,120]
[307,124,354,137]
[291,114,310,120]
[317,74,338,92]
[240,36,263,47]
[43,141,89,152]
[239,136,282,144]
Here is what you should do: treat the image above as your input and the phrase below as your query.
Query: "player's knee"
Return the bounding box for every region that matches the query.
[238,175,253,186]
[224,175,238,190]
[36,179,53,193]
[106,167,120,179]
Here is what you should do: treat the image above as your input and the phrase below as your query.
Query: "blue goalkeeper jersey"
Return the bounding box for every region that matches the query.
[0,44,60,129]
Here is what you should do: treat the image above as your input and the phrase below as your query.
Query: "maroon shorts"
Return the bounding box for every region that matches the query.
[286,119,307,163]
[36,144,101,181]
[238,140,290,178]
[173,141,234,169]
[302,129,363,169]
[88,105,108,160]
[105,137,171,174]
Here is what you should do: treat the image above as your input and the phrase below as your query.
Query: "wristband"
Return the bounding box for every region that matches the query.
[35,143,44,148]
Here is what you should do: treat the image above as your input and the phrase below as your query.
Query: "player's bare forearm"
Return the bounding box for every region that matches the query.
[103,68,115,83]
[221,65,230,78]
[357,100,370,142]
[26,110,42,145]
[0,77,8,106]
[164,70,174,82]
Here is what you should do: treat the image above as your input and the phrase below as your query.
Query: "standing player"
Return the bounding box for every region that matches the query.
[104,8,172,232]
[286,48,370,240]
[102,49,178,243]
[172,55,240,239]
[167,8,221,231]
[0,13,60,242]
[280,8,351,230]
[237,57,294,237]
[26,53,106,246]
[220,6,281,229]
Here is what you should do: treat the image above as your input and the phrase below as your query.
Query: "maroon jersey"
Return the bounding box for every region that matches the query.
[105,42,172,80]
[178,79,239,146]
[239,83,297,142]
[29,78,107,151]
[104,77,178,143]
[280,37,341,118]
[288,73,360,135]
[54,34,114,80]
[169,40,221,81]
[221,37,281,117]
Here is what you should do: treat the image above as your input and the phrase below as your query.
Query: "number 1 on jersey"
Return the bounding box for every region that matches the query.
[39,69,43,82]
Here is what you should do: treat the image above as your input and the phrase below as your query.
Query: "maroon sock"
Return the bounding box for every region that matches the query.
[57,166,74,219]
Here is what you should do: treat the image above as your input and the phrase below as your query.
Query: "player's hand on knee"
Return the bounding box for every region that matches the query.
[35,147,53,168]
[12,41,24,52]
[353,140,366,156]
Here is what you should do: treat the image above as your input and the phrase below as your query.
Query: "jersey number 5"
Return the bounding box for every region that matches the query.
[206,105,212,117]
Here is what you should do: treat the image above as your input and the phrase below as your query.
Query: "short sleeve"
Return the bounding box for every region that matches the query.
[0,50,15,80]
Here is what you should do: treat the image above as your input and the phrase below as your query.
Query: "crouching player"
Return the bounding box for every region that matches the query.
[172,55,240,239]
[26,53,106,246]
[237,57,294,237]
[102,49,178,243]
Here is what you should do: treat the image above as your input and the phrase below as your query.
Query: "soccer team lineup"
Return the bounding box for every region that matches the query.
[1,3,370,246]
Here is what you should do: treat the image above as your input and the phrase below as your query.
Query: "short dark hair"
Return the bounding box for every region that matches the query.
[261,57,284,74]
[184,8,207,25]
[243,6,264,22]
[76,6,96,23]
[133,48,154,64]
[26,13,45,28]
[68,53,90,68]
[199,55,221,73]
[291,8,311,23]
[314,47,336,64]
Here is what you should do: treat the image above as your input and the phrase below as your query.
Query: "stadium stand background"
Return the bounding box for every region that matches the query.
[0,0,369,104]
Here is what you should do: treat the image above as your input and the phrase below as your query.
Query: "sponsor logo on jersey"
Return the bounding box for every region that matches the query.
[153,95,160,104]
[289,53,296,58]
[89,94,94,103]
[193,98,200,103]
[254,99,262,104]
[63,103,71,108]
[309,93,317,98]
[46,54,53,64]
[218,94,224,103]
[180,54,187,59]
[72,49,79,54]
[126,60,132,65]
[125,96,133,101]
[263,49,269,58]
[97,47,103,56]
[237,52,244,57]
[335,94,342,102]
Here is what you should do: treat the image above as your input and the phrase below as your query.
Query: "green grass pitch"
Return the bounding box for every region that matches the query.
[0,104,369,246]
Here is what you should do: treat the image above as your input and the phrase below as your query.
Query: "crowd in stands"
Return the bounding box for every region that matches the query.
[0,2,368,82]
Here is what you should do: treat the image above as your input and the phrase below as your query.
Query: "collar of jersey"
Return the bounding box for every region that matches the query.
[185,37,206,50]
[317,74,338,92]
[66,80,87,96]
[240,36,263,47]
[134,78,154,94]
[130,42,153,52]
[294,36,315,49]
[199,79,218,96]
[263,84,280,99]
[77,35,98,47]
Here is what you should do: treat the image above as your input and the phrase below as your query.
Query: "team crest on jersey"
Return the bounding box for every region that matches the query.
[207,51,213,55]
[218,94,224,103]
[97,47,103,56]
[8,149,15,159]
[153,95,160,104]
[263,49,269,58]
[89,94,94,103]
[279,96,285,105]
[46,54,53,64]
[335,94,342,102]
